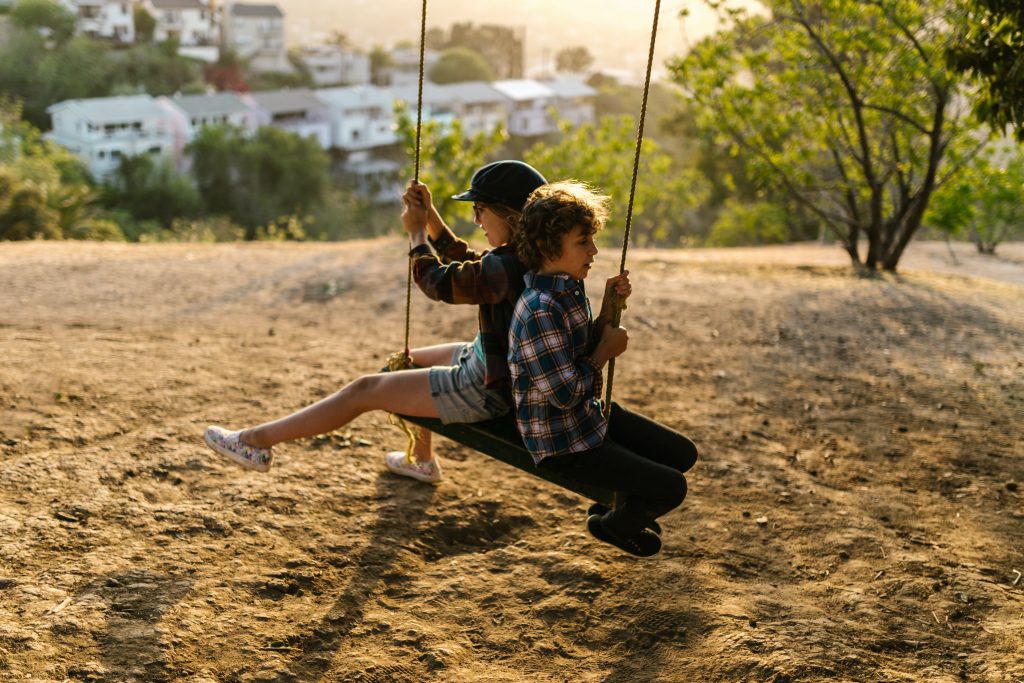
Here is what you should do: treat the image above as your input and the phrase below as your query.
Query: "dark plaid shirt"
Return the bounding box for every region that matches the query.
[411,227,528,396]
[508,272,607,463]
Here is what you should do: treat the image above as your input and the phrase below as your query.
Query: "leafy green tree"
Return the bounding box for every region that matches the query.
[108,43,205,96]
[395,102,508,225]
[104,154,201,230]
[0,32,203,128]
[10,0,75,43]
[948,1,1024,141]
[0,172,61,240]
[134,5,157,43]
[369,45,394,86]
[429,47,495,84]
[1,97,105,240]
[707,199,789,247]
[556,46,594,73]
[925,149,1024,255]
[188,125,329,237]
[672,0,978,272]
[0,33,115,129]
[524,115,708,247]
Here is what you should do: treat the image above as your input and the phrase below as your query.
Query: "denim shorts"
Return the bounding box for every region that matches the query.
[428,343,510,424]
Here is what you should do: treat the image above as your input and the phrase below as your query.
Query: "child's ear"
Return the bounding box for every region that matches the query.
[535,239,556,262]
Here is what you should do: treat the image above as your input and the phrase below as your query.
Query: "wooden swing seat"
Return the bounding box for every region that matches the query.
[393,411,615,507]
[383,366,614,506]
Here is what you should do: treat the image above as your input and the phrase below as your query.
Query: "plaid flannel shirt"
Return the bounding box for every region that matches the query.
[508,272,607,463]
[411,226,528,395]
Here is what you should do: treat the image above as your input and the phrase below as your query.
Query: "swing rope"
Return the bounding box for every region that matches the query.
[401,0,429,363]
[382,2,662,506]
[388,0,430,461]
[604,0,661,414]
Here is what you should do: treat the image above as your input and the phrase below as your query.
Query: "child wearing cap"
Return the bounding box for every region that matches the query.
[508,182,698,556]
[204,161,547,484]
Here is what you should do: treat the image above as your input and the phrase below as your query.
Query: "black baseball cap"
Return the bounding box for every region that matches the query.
[452,160,547,211]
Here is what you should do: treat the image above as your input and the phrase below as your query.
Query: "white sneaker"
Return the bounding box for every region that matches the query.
[204,425,273,472]
[384,451,442,484]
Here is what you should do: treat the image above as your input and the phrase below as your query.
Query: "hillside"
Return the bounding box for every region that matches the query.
[1,239,1022,681]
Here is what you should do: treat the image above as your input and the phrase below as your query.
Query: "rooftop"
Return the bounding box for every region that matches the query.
[246,89,325,114]
[491,80,555,101]
[165,92,254,117]
[46,95,167,123]
[229,3,283,18]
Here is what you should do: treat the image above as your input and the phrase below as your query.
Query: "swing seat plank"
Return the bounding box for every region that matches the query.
[394,411,615,506]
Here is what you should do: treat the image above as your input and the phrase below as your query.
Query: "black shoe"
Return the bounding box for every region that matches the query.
[588,503,662,535]
[586,514,662,557]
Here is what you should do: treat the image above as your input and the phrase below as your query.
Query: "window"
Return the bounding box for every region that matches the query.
[147,146,162,155]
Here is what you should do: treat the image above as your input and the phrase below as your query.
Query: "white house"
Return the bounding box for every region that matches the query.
[385,46,439,87]
[156,92,259,168]
[141,0,216,46]
[61,0,134,43]
[243,89,331,148]
[45,95,175,180]
[220,2,289,73]
[315,85,397,151]
[424,82,508,137]
[491,79,558,136]
[299,45,371,87]
[541,79,597,128]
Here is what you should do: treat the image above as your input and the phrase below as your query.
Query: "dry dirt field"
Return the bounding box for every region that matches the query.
[1,239,1022,682]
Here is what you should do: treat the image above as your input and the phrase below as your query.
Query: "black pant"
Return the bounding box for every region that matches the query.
[538,403,698,538]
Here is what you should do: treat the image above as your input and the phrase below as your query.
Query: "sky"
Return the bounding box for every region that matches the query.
[278,0,763,82]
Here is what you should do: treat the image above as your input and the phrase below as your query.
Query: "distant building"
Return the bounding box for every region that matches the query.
[141,0,217,46]
[316,85,396,151]
[45,95,175,180]
[243,89,331,148]
[299,45,371,87]
[391,82,509,138]
[61,0,134,43]
[220,2,289,73]
[541,79,597,129]
[385,46,439,87]
[491,79,557,136]
[156,92,260,169]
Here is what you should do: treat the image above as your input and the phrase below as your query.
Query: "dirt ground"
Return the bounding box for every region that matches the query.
[1,238,1022,682]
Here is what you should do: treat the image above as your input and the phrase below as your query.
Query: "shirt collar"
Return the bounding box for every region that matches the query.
[524,271,577,292]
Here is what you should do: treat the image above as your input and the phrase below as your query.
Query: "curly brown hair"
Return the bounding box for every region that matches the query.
[517,182,610,271]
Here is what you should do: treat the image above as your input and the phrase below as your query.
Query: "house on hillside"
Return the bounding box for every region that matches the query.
[299,45,371,87]
[491,79,558,136]
[60,0,134,43]
[45,95,175,180]
[431,82,508,137]
[384,45,439,87]
[315,85,396,151]
[243,89,330,148]
[156,92,259,168]
[541,79,597,128]
[140,0,217,46]
[220,2,288,73]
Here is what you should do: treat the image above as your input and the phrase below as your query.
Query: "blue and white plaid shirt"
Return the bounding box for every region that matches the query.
[509,272,607,463]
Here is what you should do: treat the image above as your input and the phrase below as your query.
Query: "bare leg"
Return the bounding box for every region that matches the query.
[242,369,438,449]
[402,343,464,462]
